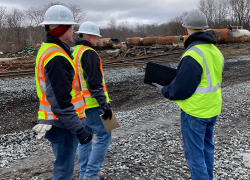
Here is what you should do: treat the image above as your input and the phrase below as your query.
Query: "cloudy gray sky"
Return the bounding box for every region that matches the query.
[0,0,201,27]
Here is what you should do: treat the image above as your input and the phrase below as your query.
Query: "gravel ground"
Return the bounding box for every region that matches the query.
[1,54,250,179]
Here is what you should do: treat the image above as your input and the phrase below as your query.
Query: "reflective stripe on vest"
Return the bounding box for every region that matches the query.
[39,98,85,112]
[188,46,224,93]
[36,43,85,120]
[73,45,110,109]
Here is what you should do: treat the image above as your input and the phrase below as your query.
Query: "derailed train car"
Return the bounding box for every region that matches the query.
[206,28,250,44]
[96,38,123,50]
[97,28,250,50]
[125,36,184,46]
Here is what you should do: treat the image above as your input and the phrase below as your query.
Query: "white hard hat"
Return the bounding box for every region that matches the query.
[182,10,208,29]
[75,21,102,37]
[40,5,77,25]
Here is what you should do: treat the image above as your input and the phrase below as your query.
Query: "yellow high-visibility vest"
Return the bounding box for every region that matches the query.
[73,45,111,109]
[35,43,86,120]
[174,43,224,118]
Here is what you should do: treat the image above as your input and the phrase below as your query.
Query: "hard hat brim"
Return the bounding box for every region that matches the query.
[75,31,102,37]
[40,21,78,25]
[182,23,209,29]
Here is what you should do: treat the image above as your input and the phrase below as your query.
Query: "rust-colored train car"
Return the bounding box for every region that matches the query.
[206,29,250,44]
[97,38,122,49]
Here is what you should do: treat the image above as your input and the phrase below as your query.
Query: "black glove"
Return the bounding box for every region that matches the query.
[102,104,112,120]
[76,127,92,144]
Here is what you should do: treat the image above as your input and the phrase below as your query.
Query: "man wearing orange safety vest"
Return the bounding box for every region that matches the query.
[32,5,92,180]
[73,21,112,180]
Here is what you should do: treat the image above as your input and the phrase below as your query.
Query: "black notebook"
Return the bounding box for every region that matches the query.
[144,62,177,86]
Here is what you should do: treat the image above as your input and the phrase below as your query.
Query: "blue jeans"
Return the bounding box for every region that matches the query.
[45,126,79,180]
[181,110,217,180]
[78,108,112,179]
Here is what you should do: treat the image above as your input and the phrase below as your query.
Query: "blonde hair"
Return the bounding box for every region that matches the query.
[187,28,203,33]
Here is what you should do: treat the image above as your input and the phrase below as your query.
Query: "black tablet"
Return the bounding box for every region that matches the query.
[144,62,177,86]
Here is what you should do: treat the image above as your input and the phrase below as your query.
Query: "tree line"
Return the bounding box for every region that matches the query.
[0,0,250,53]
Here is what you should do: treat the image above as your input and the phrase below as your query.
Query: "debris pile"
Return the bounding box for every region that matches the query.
[0,46,38,59]
[0,59,35,72]
[104,45,183,62]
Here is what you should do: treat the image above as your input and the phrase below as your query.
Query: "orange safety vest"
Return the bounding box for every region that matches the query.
[73,45,111,109]
[35,43,86,120]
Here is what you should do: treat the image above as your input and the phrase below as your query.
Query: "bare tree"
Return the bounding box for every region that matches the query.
[0,6,6,28]
[6,8,25,51]
[106,18,119,38]
[198,0,250,29]
[198,0,234,28]
[158,23,169,36]
[214,0,230,28]
[68,4,85,24]
[198,0,217,27]
[25,7,45,26]
[107,18,117,29]
[134,23,147,37]
[6,8,24,28]
[167,12,187,36]
[116,21,133,41]
[0,6,7,52]
[230,0,250,28]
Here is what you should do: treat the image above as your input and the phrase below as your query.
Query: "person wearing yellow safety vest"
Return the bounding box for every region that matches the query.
[153,10,224,180]
[32,5,92,180]
[73,21,112,180]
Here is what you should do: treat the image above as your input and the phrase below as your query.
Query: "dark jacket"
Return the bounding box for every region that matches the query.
[37,34,84,135]
[162,32,217,100]
[74,38,108,108]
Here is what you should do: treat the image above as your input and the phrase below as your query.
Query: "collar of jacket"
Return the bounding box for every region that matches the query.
[184,32,217,49]
[74,38,95,49]
[46,33,74,59]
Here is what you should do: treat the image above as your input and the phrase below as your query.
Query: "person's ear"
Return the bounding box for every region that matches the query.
[87,35,91,41]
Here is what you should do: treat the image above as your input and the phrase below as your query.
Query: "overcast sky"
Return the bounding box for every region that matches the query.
[0,0,201,27]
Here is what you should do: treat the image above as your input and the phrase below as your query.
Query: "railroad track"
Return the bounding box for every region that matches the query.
[0,52,182,79]
[0,57,179,79]
[0,70,35,79]
[103,51,182,69]
[2,50,250,79]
